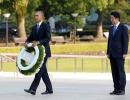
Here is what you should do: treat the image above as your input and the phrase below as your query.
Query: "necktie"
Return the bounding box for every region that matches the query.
[36,24,40,33]
[112,26,116,36]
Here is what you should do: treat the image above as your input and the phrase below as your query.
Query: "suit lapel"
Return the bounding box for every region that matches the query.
[34,25,37,33]
[109,27,113,37]
[33,25,38,38]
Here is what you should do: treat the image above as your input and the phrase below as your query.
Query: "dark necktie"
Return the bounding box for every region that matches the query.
[36,24,40,33]
[112,26,116,36]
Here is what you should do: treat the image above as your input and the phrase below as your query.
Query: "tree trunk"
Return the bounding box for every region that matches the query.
[15,0,29,38]
[17,14,26,38]
[96,10,103,39]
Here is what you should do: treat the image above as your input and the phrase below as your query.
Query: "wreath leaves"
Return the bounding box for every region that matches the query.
[17,44,45,75]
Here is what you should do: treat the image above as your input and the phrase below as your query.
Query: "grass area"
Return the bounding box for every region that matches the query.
[1,58,130,73]
[1,42,130,54]
[0,47,21,53]
[1,62,17,72]
[0,42,108,54]
[1,42,130,73]
[51,42,107,54]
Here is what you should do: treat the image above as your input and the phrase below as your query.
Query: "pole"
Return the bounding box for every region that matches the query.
[74,17,76,44]
[6,18,9,46]
[71,13,78,44]
[0,56,3,71]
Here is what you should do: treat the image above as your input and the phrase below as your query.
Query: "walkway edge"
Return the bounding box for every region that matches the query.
[0,72,130,80]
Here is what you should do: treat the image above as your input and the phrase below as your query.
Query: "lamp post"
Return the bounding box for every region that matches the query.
[3,13,10,46]
[72,13,78,44]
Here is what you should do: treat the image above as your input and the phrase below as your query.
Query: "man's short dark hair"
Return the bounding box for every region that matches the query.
[111,11,120,20]
[35,8,44,13]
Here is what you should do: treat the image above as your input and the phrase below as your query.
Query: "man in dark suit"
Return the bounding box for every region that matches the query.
[107,11,129,95]
[24,8,53,95]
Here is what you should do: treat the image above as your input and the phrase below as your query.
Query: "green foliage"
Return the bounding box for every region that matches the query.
[0,0,16,23]
[103,0,130,24]
[40,0,88,29]
[27,0,40,13]
[84,0,115,38]
[0,0,13,12]
[87,0,114,12]
[110,0,130,23]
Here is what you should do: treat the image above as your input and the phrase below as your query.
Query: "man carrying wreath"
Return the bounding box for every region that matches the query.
[24,8,53,95]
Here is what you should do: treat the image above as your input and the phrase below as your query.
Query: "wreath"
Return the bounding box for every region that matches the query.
[16,43,45,75]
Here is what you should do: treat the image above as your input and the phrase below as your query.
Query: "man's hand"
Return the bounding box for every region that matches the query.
[123,54,127,59]
[24,42,39,48]
[32,41,40,47]
[24,42,34,48]
[32,43,37,47]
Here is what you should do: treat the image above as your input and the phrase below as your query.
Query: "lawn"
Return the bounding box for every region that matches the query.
[1,58,130,73]
[1,42,130,54]
[1,42,130,73]
[0,42,108,54]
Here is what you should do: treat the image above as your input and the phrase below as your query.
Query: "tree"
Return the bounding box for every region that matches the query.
[0,0,29,38]
[12,0,29,38]
[111,0,130,23]
[86,0,114,39]
[40,0,87,31]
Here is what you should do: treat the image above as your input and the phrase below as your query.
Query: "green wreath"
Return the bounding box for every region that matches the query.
[17,44,45,75]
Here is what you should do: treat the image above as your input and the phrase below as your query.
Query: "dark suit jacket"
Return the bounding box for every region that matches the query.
[107,23,129,58]
[26,21,51,57]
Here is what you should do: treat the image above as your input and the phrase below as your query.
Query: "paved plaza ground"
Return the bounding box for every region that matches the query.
[0,73,130,100]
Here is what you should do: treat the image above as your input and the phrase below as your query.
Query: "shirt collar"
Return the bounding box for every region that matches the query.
[37,21,43,26]
[114,22,120,28]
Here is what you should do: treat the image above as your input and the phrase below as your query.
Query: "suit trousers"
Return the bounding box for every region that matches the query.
[110,56,126,91]
[29,56,53,92]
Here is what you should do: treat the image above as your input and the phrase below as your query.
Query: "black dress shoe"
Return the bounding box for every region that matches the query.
[109,91,118,95]
[41,90,53,95]
[24,89,36,95]
[116,91,125,95]
[110,90,125,95]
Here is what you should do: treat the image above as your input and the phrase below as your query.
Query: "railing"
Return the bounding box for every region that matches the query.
[51,55,130,73]
[0,54,130,73]
[0,54,16,71]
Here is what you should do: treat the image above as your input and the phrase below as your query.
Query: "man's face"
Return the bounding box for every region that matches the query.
[34,11,44,23]
[110,15,119,25]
